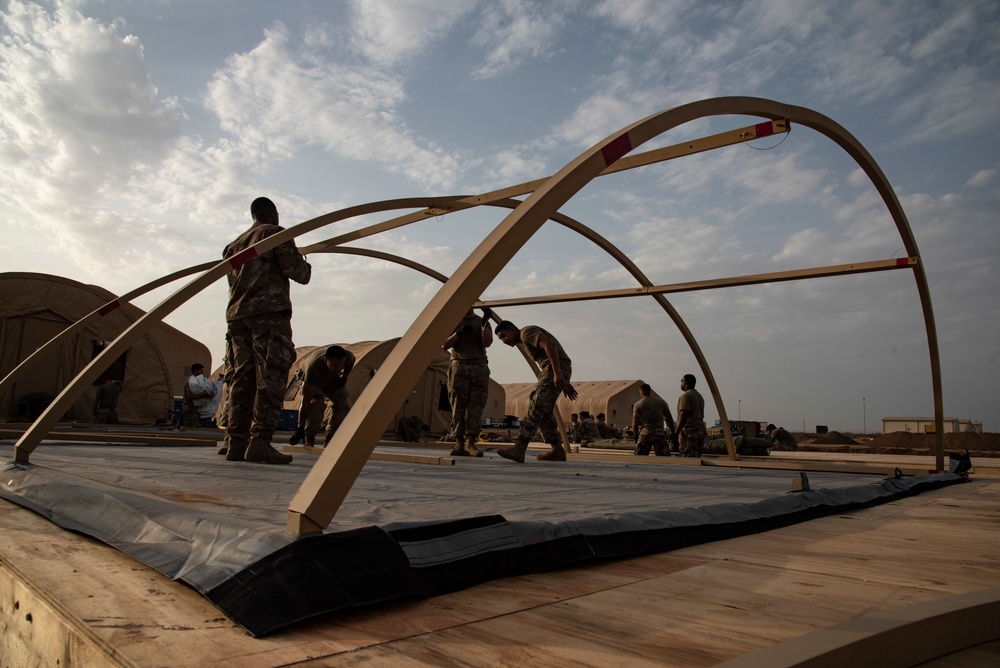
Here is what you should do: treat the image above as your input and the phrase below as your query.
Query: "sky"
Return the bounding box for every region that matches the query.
[1,0,998,433]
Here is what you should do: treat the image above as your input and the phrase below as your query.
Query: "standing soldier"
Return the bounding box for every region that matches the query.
[631,383,675,456]
[494,320,578,463]
[672,374,707,458]
[442,308,493,457]
[223,197,311,464]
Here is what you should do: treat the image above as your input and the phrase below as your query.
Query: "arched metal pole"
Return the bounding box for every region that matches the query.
[0,261,215,403]
[10,197,468,462]
[286,96,941,533]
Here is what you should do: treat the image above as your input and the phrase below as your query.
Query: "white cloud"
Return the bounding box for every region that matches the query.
[469,0,566,79]
[348,0,476,67]
[966,169,996,188]
[0,1,183,205]
[205,23,463,189]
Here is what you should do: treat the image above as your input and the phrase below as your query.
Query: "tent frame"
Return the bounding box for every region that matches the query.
[5,98,942,538]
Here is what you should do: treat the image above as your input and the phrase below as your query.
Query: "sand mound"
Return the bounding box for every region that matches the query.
[807,430,858,445]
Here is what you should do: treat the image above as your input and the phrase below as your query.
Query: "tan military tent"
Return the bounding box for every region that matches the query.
[216,339,506,436]
[503,380,658,432]
[0,272,212,424]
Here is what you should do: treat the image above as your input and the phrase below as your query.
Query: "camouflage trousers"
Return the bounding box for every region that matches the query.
[635,427,670,456]
[448,360,489,442]
[182,400,201,428]
[303,386,350,445]
[679,420,707,457]
[225,313,295,449]
[516,376,562,445]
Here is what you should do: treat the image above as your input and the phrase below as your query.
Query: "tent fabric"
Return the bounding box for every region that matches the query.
[0,443,967,637]
[503,380,659,430]
[216,340,507,436]
[0,273,211,424]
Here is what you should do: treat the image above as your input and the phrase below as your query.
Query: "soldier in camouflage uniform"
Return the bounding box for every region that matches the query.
[577,411,600,446]
[672,374,707,458]
[494,321,578,463]
[442,308,493,457]
[223,197,311,464]
[289,345,356,447]
[631,383,676,456]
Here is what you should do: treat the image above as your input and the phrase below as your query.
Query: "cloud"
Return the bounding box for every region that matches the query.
[469,0,567,79]
[966,169,996,188]
[205,22,464,189]
[348,0,476,67]
[0,0,184,207]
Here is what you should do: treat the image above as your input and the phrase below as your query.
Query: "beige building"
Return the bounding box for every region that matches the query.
[503,379,658,431]
[881,416,982,434]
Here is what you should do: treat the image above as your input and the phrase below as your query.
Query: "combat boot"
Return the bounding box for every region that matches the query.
[536,441,567,461]
[497,440,528,463]
[464,435,484,457]
[225,438,248,461]
[244,439,293,465]
[449,435,468,456]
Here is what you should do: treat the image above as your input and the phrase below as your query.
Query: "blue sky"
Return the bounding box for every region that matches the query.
[1,0,997,432]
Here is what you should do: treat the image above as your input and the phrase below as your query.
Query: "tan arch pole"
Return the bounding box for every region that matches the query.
[478,258,918,307]
[10,197,475,462]
[0,260,214,404]
[287,101,771,533]
[288,97,942,533]
[6,119,777,458]
[493,200,739,459]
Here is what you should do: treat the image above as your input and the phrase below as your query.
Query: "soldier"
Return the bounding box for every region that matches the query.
[577,411,600,446]
[290,345,355,447]
[568,413,580,443]
[766,423,799,451]
[494,321,578,463]
[442,308,493,457]
[672,374,707,457]
[92,378,122,424]
[631,383,675,456]
[223,197,311,464]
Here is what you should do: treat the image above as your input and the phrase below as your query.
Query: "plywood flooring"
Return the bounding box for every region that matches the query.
[1,471,997,667]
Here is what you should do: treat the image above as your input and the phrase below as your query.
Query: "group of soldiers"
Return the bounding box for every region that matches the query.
[443,312,710,461]
[217,196,709,466]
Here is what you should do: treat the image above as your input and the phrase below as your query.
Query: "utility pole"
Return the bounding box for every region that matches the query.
[863,396,866,435]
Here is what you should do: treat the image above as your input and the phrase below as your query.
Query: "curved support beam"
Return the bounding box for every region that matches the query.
[287,96,940,532]
[0,261,216,404]
[287,99,745,533]
[10,197,469,462]
[7,120,774,456]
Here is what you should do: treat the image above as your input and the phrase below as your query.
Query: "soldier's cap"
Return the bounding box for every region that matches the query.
[250,197,276,214]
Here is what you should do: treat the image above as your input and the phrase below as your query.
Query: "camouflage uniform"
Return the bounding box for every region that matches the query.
[677,387,707,457]
[223,219,311,460]
[94,381,122,424]
[515,326,572,447]
[633,394,673,456]
[300,349,356,446]
[577,416,600,445]
[447,313,490,444]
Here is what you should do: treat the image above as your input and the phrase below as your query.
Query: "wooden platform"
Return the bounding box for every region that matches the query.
[1,457,997,666]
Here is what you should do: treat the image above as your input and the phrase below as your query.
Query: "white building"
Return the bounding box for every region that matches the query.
[881,417,982,434]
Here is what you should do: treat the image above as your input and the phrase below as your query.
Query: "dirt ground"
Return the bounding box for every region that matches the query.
[794,430,1000,458]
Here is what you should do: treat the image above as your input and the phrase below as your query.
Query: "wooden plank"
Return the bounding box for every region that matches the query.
[284,445,455,465]
[0,428,221,447]
[0,462,996,666]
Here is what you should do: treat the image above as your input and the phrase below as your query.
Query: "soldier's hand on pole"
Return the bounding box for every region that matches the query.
[481,306,492,321]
